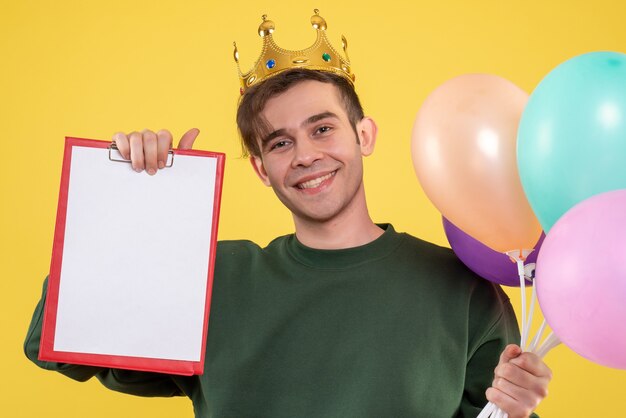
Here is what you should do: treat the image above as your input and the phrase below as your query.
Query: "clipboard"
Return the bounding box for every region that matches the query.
[39,137,225,376]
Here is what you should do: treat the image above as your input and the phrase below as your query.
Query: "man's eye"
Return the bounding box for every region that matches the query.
[315,126,332,135]
[270,140,290,150]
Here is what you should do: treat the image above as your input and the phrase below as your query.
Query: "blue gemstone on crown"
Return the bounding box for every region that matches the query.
[266,59,276,69]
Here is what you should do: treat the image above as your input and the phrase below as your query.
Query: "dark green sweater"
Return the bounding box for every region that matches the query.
[25,224,521,417]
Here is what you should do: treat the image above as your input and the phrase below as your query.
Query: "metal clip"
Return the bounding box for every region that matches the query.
[108,142,174,167]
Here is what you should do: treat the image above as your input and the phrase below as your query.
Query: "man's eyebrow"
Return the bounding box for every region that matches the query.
[301,111,339,127]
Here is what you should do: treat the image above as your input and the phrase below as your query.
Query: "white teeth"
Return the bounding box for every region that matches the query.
[297,171,335,189]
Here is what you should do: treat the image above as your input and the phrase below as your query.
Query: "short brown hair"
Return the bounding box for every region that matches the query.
[236,69,364,157]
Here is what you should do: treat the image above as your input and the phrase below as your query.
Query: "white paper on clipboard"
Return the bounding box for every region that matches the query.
[40,137,224,374]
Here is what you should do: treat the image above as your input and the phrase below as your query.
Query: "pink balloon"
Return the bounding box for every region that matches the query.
[536,189,626,369]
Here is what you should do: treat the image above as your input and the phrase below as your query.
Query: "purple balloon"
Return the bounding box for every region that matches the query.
[443,217,545,287]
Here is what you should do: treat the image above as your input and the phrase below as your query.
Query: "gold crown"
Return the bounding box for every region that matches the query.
[234,9,355,95]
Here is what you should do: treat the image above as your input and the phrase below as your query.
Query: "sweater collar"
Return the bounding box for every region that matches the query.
[284,224,404,270]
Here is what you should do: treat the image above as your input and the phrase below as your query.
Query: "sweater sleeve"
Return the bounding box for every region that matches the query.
[24,277,186,398]
[457,281,540,418]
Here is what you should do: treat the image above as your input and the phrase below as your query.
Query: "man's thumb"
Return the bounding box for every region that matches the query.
[179,128,200,150]
[499,344,522,363]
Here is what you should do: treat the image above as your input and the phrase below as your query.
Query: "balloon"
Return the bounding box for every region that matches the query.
[412,74,541,253]
[443,217,544,287]
[536,189,626,369]
[518,51,626,232]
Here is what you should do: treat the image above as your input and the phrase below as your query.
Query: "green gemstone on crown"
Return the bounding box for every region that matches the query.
[322,53,331,62]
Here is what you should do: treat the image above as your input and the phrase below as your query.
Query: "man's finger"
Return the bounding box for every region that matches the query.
[495,361,536,390]
[486,387,535,418]
[128,131,144,172]
[142,129,158,175]
[492,376,524,403]
[112,132,130,160]
[157,129,173,169]
[178,128,200,150]
[510,352,553,378]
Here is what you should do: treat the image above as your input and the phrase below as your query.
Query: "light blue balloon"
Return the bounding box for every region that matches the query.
[518,51,626,232]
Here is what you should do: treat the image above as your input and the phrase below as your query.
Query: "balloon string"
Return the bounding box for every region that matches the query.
[487,405,505,418]
[477,402,496,418]
[517,258,528,349]
[534,332,561,359]
[528,319,547,352]
[478,249,538,418]
[523,280,537,350]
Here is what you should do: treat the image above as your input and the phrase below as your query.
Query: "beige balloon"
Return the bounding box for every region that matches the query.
[411,74,541,253]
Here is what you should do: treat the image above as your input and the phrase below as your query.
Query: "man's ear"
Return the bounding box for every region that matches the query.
[356,116,378,156]
[250,155,272,186]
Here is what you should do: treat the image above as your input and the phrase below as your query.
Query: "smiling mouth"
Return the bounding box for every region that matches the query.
[296,171,337,189]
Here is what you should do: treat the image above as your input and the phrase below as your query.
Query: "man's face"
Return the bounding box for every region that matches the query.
[251,80,376,225]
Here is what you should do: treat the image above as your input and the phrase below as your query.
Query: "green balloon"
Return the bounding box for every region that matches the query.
[518,51,626,232]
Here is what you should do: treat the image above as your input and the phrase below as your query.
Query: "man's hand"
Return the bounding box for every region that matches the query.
[112,128,200,175]
[486,344,552,418]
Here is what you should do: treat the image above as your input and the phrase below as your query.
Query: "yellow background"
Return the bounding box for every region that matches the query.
[2,0,625,416]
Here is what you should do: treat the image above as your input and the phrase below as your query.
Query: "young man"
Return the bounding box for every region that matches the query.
[25,12,551,418]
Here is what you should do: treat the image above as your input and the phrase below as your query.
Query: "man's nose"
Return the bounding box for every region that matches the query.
[291,137,323,168]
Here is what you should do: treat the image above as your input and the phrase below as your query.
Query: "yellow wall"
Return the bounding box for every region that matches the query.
[2,0,625,416]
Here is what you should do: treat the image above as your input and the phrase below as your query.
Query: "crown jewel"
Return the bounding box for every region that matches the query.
[234,9,355,95]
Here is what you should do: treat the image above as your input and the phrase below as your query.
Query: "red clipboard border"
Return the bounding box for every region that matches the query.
[39,137,225,376]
